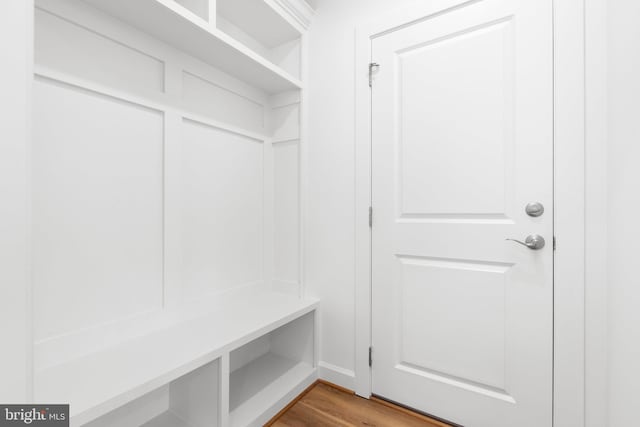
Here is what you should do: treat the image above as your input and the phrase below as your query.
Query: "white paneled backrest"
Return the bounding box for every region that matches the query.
[180,119,265,301]
[269,91,302,295]
[273,142,300,292]
[31,0,275,356]
[32,77,165,341]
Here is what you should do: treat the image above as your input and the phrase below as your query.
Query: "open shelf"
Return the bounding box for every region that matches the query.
[34,287,318,426]
[216,0,302,79]
[81,0,302,93]
[85,361,220,427]
[229,312,315,427]
[173,0,209,22]
[216,0,301,48]
[230,354,313,427]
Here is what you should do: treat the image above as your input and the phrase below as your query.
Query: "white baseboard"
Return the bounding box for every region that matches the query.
[317,361,356,391]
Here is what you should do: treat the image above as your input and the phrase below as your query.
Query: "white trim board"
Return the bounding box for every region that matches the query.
[553,0,586,425]
[354,0,605,425]
[298,31,310,301]
[317,362,356,392]
[271,0,315,32]
[584,0,608,425]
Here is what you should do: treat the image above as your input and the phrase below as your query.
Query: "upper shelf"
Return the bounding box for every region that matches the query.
[82,0,303,93]
[217,0,302,49]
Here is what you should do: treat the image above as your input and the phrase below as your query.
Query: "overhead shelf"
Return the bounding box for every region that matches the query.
[82,0,303,93]
[217,0,302,49]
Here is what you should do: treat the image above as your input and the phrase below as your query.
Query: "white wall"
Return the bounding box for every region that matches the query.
[0,0,33,403]
[607,2,640,426]
[306,0,419,388]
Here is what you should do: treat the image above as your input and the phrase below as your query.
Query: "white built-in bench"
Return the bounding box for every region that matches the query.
[35,287,318,427]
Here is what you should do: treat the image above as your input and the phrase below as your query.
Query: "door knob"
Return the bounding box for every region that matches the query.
[506,235,546,250]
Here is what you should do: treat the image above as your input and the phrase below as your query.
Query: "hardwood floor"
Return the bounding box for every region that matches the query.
[267,381,452,427]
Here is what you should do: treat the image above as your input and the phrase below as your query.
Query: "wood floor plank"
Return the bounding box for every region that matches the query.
[270,382,450,427]
[272,402,349,427]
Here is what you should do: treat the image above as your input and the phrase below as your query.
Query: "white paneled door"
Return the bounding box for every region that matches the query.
[370,1,553,426]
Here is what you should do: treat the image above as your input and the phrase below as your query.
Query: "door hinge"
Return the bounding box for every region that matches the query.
[368,206,373,228]
[553,236,557,251]
[369,346,373,367]
[369,63,379,87]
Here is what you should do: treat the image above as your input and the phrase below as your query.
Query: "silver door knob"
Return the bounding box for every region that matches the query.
[506,235,546,250]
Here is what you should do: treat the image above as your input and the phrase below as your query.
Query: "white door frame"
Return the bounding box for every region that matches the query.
[354,1,608,425]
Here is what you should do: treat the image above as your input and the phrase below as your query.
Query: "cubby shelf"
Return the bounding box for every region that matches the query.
[35,287,318,426]
[229,311,315,426]
[82,0,303,93]
[230,354,313,427]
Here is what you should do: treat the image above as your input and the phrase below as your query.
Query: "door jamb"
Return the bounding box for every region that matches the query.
[354,1,607,425]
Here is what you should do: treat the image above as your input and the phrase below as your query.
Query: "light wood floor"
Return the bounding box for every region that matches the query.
[267,381,452,427]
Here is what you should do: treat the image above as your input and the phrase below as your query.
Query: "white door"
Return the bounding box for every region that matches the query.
[370,1,553,426]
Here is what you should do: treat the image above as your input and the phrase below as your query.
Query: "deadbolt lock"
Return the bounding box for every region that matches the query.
[525,202,544,217]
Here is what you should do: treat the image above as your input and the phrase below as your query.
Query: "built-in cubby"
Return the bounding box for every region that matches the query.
[33,288,318,425]
[229,312,315,427]
[84,361,220,427]
[173,0,210,22]
[216,0,302,79]
[29,0,314,425]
